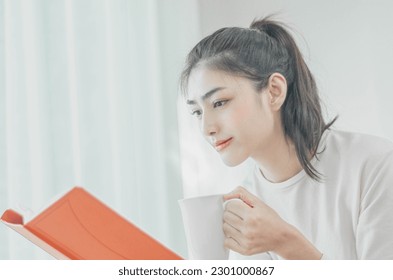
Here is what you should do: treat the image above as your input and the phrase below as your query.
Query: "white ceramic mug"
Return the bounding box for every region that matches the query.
[178,194,229,260]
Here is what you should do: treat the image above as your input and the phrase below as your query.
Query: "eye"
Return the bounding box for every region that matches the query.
[190,109,202,119]
[213,100,228,108]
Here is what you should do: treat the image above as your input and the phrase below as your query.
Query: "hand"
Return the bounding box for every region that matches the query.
[222,186,286,256]
[223,186,322,259]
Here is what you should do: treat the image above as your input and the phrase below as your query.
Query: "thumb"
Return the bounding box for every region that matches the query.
[223,186,257,208]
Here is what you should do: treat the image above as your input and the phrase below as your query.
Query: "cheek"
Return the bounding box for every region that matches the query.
[238,107,273,142]
[238,106,264,128]
[224,105,252,126]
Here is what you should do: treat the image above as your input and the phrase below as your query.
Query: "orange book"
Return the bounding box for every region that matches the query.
[1,187,182,260]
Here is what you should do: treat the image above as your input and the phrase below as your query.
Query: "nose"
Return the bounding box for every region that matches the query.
[201,112,217,137]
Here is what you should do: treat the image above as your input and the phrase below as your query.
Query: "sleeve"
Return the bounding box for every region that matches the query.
[356,151,393,259]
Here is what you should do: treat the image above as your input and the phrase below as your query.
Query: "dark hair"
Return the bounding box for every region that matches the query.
[180,16,336,181]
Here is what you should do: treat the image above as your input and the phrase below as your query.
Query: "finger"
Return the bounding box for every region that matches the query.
[224,236,251,256]
[223,186,246,201]
[222,220,240,236]
[222,222,242,243]
[224,200,247,220]
[223,198,243,210]
[223,186,257,208]
[223,208,243,227]
[224,236,241,251]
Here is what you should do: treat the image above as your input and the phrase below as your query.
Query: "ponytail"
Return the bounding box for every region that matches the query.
[250,18,337,181]
[181,16,336,181]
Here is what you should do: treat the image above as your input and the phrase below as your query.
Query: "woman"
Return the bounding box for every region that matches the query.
[180,17,393,259]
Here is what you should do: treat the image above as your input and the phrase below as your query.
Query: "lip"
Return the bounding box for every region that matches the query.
[214,137,233,152]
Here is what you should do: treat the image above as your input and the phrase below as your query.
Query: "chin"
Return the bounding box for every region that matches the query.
[220,155,247,167]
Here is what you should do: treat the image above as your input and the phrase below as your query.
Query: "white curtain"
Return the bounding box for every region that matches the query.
[0,0,200,259]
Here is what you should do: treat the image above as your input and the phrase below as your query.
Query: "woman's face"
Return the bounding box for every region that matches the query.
[186,66,280,167]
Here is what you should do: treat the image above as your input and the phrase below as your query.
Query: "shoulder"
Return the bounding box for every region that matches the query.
[319,130,393,188]
[324,129,393,158]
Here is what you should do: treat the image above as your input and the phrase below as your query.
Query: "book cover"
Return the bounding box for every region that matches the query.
[1,187,182,260]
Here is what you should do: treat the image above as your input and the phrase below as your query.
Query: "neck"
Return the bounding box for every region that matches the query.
[252,132,303,184]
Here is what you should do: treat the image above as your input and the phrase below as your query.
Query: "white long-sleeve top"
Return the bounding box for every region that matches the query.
[229,129,393,260]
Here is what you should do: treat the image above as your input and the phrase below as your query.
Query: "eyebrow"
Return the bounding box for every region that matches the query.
[186,87,226,105]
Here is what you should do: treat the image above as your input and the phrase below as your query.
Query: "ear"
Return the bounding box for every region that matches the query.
[266,73,287,111]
